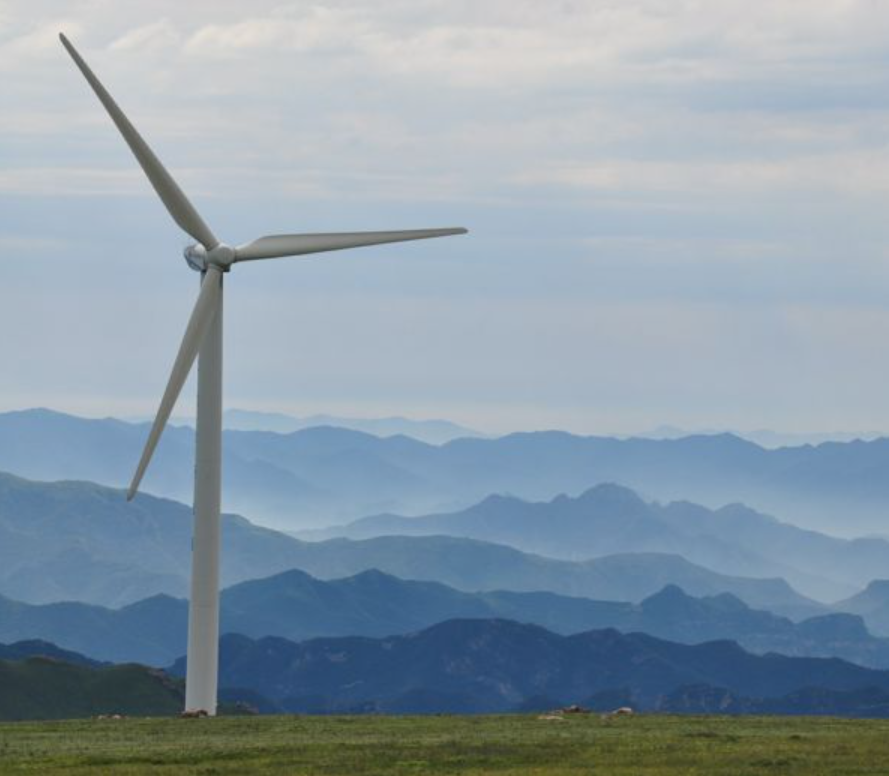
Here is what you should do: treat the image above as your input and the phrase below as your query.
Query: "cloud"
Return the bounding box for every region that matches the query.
[0,167,143,196]
[512,152,889,198]
[110,19,182,52]
[185,6,368,55]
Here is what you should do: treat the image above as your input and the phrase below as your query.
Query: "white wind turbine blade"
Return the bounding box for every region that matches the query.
[234,228,467,262]
[127,268,223,501]
[59,33,219,250]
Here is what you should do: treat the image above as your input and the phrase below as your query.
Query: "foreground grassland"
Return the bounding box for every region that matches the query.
[1,714,888,775]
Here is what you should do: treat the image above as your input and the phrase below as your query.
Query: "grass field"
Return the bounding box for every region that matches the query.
[1,713,887,775]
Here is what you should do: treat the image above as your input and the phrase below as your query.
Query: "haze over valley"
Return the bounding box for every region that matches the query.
[3,408,889,537]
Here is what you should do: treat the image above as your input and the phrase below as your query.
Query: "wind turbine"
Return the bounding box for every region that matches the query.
[59,33,466,716]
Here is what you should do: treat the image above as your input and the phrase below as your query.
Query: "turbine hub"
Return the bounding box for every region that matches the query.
[206,243,235,270]
[184,243,235,272]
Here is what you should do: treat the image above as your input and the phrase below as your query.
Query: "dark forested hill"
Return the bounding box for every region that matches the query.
[168,620,889,714]
[0,655,182,720]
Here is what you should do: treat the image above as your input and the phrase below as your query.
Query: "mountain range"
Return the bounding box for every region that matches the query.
[0,471,820,618]
[9,405,889,720]
[3,408,889,534]
[169,620,889,714]
[9,617,889,719]
[312,483,889,600]
[0,570,884,669]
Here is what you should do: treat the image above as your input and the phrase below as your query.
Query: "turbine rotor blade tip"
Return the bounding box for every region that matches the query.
[125,267,222,497]
[235,227,470,262]
[59,33,219,250]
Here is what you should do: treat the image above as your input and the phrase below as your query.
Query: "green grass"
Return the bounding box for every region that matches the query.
[0,714,887,775]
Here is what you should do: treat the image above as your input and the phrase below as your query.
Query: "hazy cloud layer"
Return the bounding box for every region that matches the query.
[2,0,889,434]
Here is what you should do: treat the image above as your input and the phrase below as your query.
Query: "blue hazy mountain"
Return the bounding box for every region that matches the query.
[3,408,889,534]
[0,472,819,618]
[0,594,188,665]
[168,620,889,715]
[836,582,889,637]
[314,484,889,600]
[0,574,883,669]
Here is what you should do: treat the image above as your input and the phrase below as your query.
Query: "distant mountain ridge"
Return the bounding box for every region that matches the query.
[138,408,482,444]
[169,620,889,714]
[3,408,889,533]
[647,425,886,449]
[0,471,820,618]
[223,409,481,444]
[314,483,889,599]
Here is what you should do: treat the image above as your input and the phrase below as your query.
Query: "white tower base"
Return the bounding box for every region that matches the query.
[184,267,223,715]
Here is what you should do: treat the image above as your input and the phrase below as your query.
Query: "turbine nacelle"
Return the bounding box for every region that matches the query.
[184,243,235,272]
[184,244,206,272]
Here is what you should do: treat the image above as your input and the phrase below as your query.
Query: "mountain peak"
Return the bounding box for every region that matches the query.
[864,580,889,595]
[476,493,525,509]
[342,568,403,586]
[640,585,696,613]
[640,585,753,617]
[576,483,646,508]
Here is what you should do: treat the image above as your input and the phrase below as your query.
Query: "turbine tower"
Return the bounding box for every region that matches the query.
[60,33,466,715]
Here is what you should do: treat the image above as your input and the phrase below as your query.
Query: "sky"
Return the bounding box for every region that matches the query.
[3,0,889,436]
